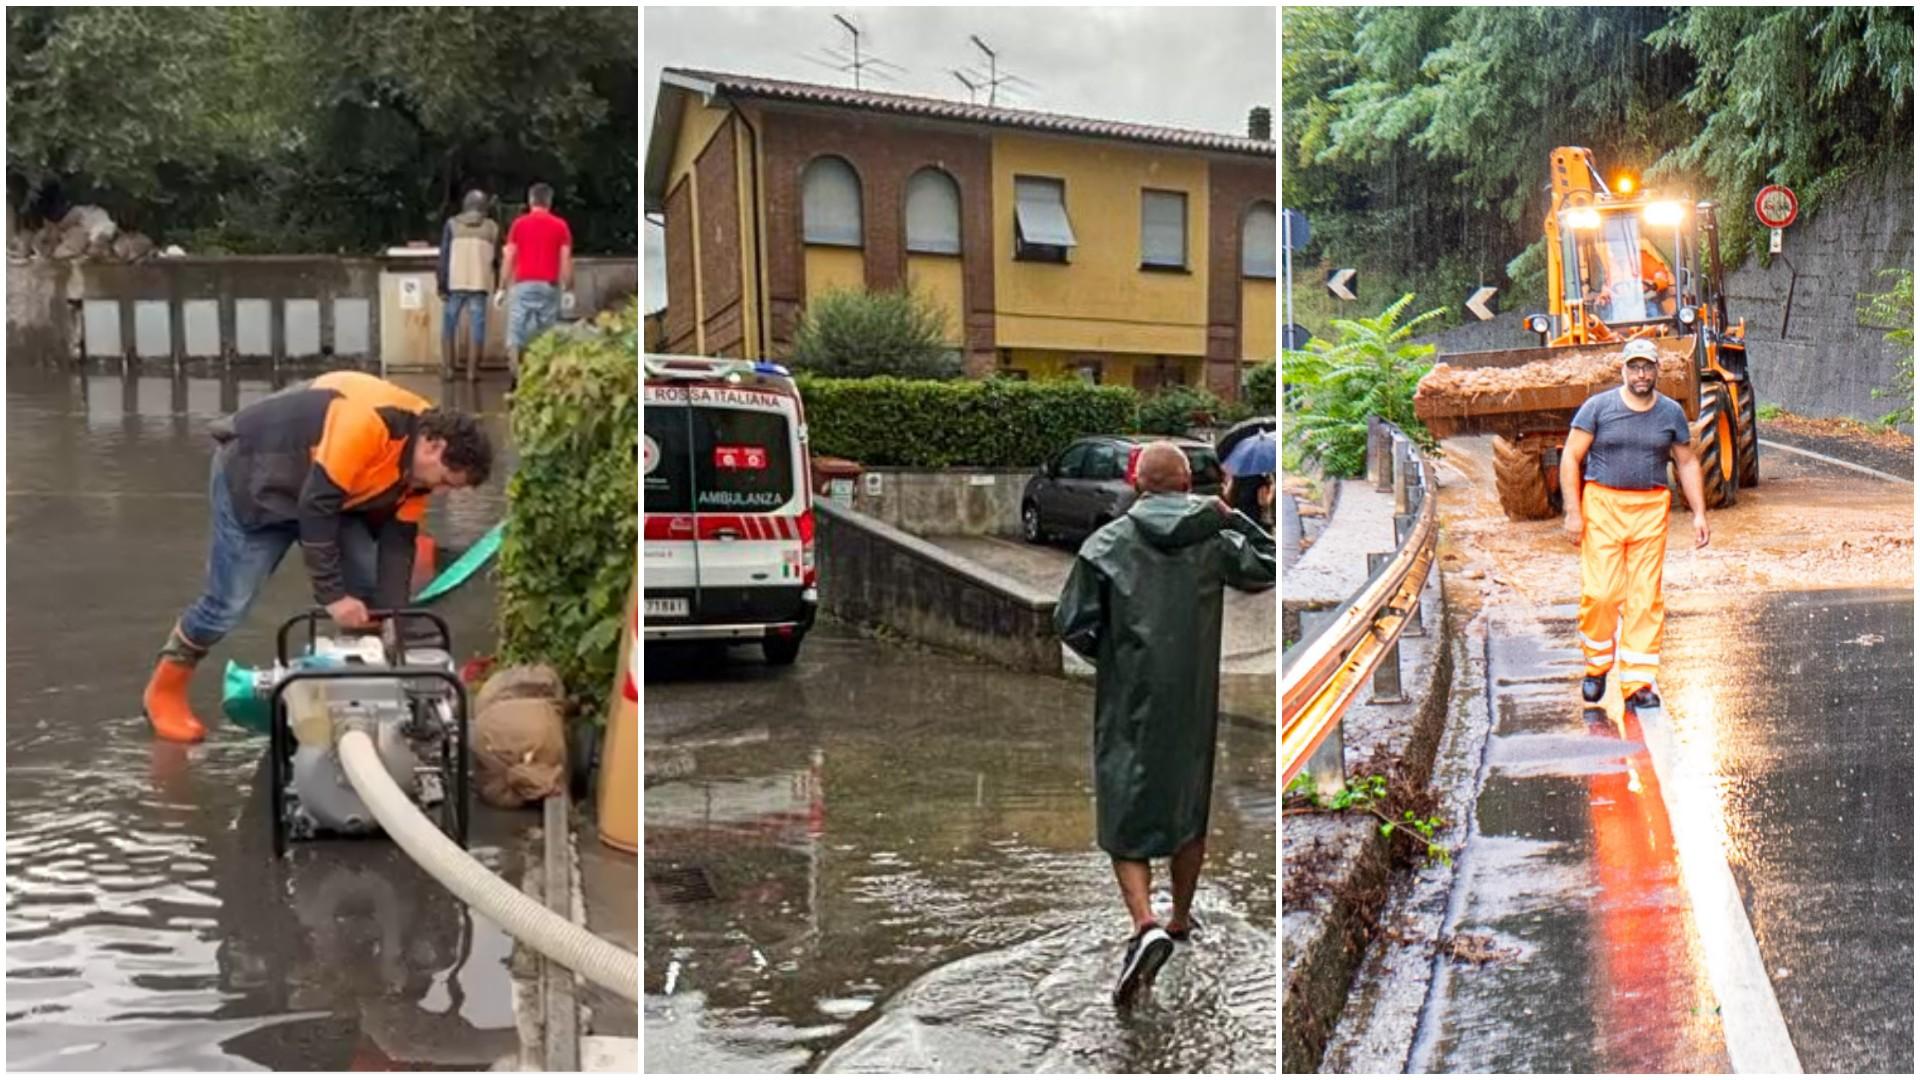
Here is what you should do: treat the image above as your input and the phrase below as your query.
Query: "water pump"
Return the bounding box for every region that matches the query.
[225,610,470,857]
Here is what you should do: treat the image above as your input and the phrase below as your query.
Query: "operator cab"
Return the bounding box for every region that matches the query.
[1559,203,1687,331]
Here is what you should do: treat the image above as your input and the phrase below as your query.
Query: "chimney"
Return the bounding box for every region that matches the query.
[1247,106,1272,142]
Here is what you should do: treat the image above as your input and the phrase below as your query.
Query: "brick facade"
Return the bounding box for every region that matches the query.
[1206,159,1276,400]
[663,177,697,354]
[695,120,745,357]
[749,102,998,373]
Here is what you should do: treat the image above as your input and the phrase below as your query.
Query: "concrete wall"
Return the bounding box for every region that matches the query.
[5,255,637,371]
[815,500,1061,674]
[1413,161,1915,423]
[846,467,1033,537]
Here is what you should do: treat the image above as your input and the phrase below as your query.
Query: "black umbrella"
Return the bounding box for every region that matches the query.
[1215,415,1276,462]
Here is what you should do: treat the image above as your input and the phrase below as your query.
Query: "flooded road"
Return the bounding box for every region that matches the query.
[5,361,531,1070]
[644,625,1276,1073]
[1402,437,1913,1072]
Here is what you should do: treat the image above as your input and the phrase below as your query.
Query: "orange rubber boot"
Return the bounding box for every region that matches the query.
[142,656,207,743]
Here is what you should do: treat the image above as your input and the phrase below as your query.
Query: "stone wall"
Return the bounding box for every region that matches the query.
[1413,161,1915,423]
[815,500,1061,674]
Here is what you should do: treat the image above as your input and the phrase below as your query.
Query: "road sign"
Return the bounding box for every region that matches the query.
[1769,228,1783,254]
[1326,268,1357,301]
[1754,184,1798,229]
[1282,208,1310,251]
[1465,285,1499,322]
[1281,323,1312,351]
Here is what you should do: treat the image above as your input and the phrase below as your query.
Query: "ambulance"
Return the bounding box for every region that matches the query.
[642,355,817,665]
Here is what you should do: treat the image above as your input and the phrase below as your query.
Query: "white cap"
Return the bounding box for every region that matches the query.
[1621,339,1660,365]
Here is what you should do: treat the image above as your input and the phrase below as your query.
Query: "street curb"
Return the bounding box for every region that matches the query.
[542,792,581,1073]
[1281,566,1452,1073]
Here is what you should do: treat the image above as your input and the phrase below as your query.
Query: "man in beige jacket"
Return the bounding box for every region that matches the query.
[437,189,500,380]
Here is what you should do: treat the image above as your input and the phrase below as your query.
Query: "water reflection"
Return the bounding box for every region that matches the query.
[643,630,1276,1073]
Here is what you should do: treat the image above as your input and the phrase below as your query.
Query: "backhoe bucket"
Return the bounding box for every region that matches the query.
[1413,337,1698,441]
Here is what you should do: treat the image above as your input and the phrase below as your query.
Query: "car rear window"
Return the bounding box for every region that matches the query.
[646,403,796,514]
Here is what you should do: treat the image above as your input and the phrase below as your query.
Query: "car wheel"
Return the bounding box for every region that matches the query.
[1021,502,1045,544]
[763,633,803,666]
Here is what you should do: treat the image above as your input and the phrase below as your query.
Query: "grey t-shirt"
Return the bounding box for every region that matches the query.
[1569,389,1690,491]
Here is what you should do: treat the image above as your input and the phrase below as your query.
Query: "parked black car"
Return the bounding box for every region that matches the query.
[1021,435,1225,544]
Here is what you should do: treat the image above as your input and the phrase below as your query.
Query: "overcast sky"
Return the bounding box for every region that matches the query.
[641,5,1276,312]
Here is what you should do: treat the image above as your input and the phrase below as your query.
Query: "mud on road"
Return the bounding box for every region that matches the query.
[1436,434,1913,610]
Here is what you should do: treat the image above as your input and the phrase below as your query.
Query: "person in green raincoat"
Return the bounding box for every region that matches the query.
[1054,441,1276,1006]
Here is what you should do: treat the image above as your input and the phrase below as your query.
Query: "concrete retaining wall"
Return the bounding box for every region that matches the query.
[815,499,1061,674]
[1414,160,1915,424]
[5,255,637,371]
[847,468,1034,537]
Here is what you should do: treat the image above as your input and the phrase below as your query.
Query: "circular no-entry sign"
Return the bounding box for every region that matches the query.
[1754,184,1798,229]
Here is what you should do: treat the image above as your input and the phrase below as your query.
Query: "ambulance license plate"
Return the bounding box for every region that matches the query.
[645,597,689,619]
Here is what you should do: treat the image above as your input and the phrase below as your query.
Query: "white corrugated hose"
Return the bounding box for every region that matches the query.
[337,730,639,1002]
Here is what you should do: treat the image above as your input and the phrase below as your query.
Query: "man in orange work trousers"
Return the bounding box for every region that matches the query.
[1560,338,1711,711]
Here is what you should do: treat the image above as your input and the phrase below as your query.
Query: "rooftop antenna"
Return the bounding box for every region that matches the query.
[965,35,1035,107]
[952,69,982,105]
[801,13,905,90]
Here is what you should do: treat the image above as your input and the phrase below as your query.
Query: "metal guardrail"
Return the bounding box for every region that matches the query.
[1281,417,1439,793]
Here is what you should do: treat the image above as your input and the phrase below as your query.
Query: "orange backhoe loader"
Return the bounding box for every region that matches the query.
[1413,147,1759,520]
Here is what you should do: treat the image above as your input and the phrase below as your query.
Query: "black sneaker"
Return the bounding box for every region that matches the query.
[1113,924,1175,1007]
[1167,917,1203,943]
[1581,675,1606,703]
[1624,685,1662,711]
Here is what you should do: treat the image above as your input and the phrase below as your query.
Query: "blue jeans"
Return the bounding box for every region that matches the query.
[442,290,489,352]
[178,447,379,648]
[506,281,561,368]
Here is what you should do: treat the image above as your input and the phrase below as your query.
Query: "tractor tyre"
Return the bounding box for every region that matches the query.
[1492,436,1556,521]
[1735,378,1761,488]
[1683,383,1737,511]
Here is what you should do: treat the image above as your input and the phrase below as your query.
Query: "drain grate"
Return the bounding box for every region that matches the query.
[648,865,719,904]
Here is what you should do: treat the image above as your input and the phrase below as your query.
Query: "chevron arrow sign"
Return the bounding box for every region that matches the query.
[1326,268,1357,301]
[1465,285,1499,321]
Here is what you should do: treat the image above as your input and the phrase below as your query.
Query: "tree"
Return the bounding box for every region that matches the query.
[789,287,961,380]
[1860,269,1915,428]
[1282,293,1444,477]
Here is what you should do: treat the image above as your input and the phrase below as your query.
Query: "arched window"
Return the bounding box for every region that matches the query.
[1242,201,1277,279]
[904,168,962,255]
[802,156,863,246]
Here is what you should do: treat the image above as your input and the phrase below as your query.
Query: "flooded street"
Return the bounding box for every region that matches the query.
[1405,437,1914,1072]
[5,361,532,1070]
[643,625,1276,1073]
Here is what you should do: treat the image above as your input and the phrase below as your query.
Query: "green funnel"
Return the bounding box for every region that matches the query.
[223,660,274,735]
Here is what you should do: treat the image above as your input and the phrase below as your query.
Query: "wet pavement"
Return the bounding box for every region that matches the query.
[643,624,1276,1073]
[1401,436,1913,1072]
[5,360,537,1070]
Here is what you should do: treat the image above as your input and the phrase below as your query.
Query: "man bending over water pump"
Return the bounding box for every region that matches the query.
[143,371,493,743]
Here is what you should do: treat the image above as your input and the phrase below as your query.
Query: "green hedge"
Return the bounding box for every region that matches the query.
[497,304,637,719]
[1245,361,1276,415]
[797,374,1139,468]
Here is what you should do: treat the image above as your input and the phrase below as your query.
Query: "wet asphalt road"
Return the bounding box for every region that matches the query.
[1414,591,1912,1072]
[5,362,530,1070]
[643,624,1276,1073]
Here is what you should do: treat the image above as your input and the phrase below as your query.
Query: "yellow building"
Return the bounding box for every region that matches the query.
[643,68,1275,400]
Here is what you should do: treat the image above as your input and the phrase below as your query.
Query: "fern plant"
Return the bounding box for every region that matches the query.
[1281,292,1446,476]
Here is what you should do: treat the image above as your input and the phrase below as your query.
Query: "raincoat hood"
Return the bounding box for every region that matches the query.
[455,209,489,226]
[1126,492,1228,551]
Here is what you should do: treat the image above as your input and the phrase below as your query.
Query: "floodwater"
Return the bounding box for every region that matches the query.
[1413,591,1913,1073]
[5,361,529,1070]
[644,626,1276,1073]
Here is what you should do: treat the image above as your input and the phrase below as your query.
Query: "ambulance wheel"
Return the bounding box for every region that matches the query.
[763,632,803,666]
[1735,379,1761,487]
[1492,436,1555,521]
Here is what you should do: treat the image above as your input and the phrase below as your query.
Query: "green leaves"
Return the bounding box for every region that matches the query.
[1282,292,1442,477]
[496,303,639,722]
[790,287,963,381]
[796,375,1140,468]
[1859,269,1915,428]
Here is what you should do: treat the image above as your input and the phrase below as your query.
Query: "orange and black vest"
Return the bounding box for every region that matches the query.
[212,371,430,606]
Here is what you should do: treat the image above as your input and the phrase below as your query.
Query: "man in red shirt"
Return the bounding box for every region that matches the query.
[493,182,574,386]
